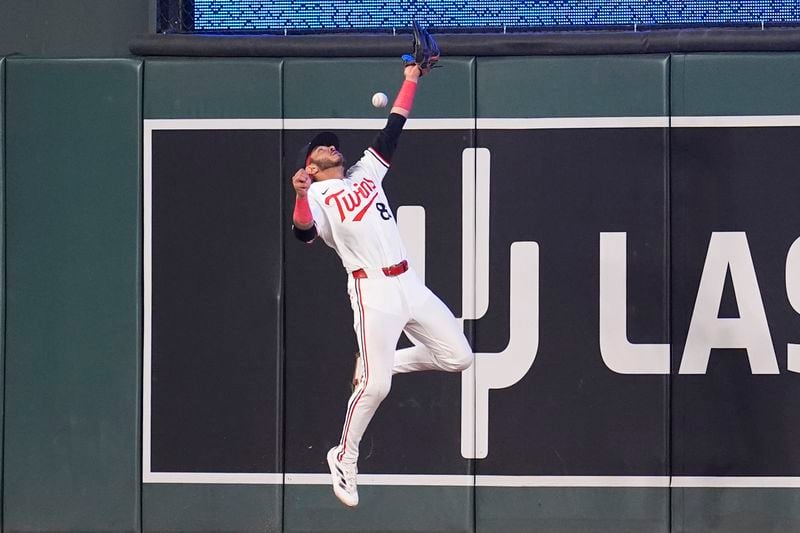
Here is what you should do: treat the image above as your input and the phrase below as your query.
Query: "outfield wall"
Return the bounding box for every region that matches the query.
[1,54,799,532]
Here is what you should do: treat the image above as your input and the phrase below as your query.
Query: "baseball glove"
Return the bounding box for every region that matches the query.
[401,21,441,75]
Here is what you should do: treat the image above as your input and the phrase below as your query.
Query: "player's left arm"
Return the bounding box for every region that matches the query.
[291,168,318,243]
[368,65,424,166]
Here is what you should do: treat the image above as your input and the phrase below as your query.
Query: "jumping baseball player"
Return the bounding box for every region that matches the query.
[290,27,472,508]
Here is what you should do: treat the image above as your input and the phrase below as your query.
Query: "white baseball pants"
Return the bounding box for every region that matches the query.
[336,267,473,465]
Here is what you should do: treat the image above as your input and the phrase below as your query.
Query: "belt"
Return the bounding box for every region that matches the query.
[351,259,408,279]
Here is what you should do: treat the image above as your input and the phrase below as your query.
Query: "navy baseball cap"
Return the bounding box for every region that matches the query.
[297,132,340,169]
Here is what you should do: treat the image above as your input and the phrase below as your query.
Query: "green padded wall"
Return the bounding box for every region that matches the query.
[143,485,282,533]
[283,57,475,119]
[671,53,800,116]
[0,52,798,533]
[475,55,670,533]
[144,58,282,119]
[0,0,150,57]
[4,58,142,532]
[670,53,800,533]
[477,55,669,118]
[142,58,283,533]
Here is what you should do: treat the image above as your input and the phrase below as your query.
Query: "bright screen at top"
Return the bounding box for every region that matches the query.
[193,0,800,31]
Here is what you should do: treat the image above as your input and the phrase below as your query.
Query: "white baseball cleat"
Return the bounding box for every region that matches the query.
[326,446,359,507]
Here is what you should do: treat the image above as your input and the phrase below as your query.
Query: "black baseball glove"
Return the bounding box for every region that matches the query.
[401,21,441,75]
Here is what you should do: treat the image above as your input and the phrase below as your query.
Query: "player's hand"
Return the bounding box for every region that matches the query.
[404,64,422,81]
[292,168,312,198]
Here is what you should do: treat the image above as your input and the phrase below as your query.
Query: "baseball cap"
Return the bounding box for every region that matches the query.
[297,132,340,169]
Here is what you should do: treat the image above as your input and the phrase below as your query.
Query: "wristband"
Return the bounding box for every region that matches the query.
[293,195,313,226]
[293,224,318,244]
[392,79,418,114]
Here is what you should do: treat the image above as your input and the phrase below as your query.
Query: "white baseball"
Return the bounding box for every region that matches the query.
[371,92,388,108]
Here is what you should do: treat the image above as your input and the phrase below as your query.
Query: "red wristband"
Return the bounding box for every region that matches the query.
[393,79,418,114]
[293,195,313,226]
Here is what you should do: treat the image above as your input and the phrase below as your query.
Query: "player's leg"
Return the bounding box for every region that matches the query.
[393,280,473,374]
[328,277,406,506]
[335,277,406,465]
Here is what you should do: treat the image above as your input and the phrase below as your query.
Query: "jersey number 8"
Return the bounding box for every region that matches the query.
[376,202,392,220]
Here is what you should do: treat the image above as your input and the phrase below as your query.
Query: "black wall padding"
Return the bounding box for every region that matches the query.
[130,27,800,57]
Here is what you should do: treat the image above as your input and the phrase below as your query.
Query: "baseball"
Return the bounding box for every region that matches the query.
[371,92,388,108]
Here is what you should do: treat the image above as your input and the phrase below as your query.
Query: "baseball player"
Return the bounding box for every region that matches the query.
[291,60,473,507]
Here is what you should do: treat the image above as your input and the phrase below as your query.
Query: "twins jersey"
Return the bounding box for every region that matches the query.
[307,147,406,272]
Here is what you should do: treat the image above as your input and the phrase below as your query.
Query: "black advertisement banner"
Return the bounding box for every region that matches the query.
[671,127,800,476]
[150,129,282,473]
[146,124,800,479]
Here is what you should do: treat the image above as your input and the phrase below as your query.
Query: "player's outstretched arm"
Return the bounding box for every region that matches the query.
[369,65,425,165]
[291,168,317,243]
[390,65,422,118]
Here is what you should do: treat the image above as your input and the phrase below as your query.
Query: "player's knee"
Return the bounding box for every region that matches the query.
[439,340,473,372]
[438,339,473,372]
[451,348,473,372]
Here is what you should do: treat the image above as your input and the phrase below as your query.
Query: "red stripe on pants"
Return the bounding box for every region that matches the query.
[337,278,369,462]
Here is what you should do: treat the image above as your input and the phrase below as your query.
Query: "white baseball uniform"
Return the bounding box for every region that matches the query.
[303,143,473,465]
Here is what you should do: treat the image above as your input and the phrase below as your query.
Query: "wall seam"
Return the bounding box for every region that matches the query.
[1,56,7,533]
[471,55,477,533]
[279,57,287,533]
[138,58,145,533]
[666,52,674,533]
